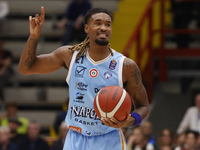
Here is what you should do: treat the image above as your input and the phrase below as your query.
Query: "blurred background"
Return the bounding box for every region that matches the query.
[1,0,200,149]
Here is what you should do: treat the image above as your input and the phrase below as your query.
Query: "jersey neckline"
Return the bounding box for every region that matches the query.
[86,48,113,65]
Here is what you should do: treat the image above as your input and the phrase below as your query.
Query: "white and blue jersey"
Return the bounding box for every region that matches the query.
[66,49,125,136]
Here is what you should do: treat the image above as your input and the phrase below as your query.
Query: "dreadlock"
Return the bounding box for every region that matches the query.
[69,8,114,63]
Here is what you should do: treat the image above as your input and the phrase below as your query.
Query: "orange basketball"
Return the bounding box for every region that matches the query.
[94,86,132,121]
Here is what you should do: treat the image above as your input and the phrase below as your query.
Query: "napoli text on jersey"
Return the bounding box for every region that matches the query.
[66,49,125,136]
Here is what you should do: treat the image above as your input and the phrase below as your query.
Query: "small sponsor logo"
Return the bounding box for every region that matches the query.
[75,66,86,77]
[69,125,82,134]
[75,82,88,91]
[76,92,84,100]
[94,85,105,93]
[109,59,117,70]
[89,69,98,78]
[104,71,112,79]
[86,130,92,135]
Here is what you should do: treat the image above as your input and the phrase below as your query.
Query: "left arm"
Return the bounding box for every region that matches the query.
[101,57,150,128]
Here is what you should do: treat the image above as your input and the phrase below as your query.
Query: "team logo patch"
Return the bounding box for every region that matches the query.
[109,59,117,70]
[104,71,112,79]
[89,69,98,78]
[75,66,86,77]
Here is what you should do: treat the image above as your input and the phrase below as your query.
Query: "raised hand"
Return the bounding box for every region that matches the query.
[29,6,45,38]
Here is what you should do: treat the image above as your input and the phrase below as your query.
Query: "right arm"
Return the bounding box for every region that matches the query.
[177,108,191,134]
[18,7,72,75]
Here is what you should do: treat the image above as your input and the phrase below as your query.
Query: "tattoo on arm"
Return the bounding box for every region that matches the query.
[123,59,131,67]
[131,66,141,85]
[25,38,39,68]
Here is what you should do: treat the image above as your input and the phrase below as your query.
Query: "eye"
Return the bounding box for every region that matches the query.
[95,22,100,25]
[106,24,111,27]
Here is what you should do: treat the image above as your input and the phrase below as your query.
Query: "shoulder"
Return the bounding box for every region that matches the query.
[187,106,198,113]
[53,45,73,56]
[123,57,137,68]
[123,57,140,80]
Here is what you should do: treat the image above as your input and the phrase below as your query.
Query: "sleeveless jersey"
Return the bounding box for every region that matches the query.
[66,49,125,136]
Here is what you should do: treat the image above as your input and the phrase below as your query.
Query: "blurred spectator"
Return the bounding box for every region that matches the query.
[127,127,155,150]
[50,121,69,150]
[0,1,9,33]
[155,128,175,150]
[141,121,156,145]
[58,0,91,45]
[0,39,12,100]
[175,130,199,150]
[0,102,29,134]
[175,132,186,148]
[8,117,25,147]
[0,126,17,150]
[53,98,69,135]
[177,93,200,134]
[121,127,132,143]
[170,0,193,48]
[18,121,49,150]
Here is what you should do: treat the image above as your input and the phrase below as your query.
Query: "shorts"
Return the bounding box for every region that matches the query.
[63,129,127,150]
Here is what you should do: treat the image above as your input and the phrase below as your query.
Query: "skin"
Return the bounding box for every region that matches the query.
[18,7,149,128]
[28,123,40,141]
[195,93,200,111]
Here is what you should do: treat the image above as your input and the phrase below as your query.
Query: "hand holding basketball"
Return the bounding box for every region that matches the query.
[94,85,132,127]
[101,114,131,128]
[29,6,45,38]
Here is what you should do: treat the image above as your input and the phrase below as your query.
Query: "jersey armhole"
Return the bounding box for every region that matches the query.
[118,56,125,88]
[66,51,78,83]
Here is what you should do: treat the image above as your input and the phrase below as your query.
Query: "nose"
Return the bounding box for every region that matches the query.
[100,24,107,31]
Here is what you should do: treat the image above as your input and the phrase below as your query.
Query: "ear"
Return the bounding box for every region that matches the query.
[85,24,89,34]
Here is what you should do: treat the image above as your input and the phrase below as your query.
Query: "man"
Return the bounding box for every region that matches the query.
[18,121,49,150]
[0,126,17,150]
[59,0,91,45]
[0,102,29,134]
[8,117,25,147]
[177,93,200,134]
[18,7,149,150]
[50,121,69,150]
[141,121,156,145]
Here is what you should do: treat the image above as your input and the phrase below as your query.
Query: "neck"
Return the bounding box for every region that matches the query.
[88,44,110,62]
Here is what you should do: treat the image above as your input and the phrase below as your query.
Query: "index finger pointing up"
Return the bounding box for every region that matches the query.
[40,6,45,21]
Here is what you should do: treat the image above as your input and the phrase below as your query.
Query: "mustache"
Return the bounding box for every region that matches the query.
[97,31,108,35]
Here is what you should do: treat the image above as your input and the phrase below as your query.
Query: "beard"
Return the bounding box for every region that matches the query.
[95,39,109,46]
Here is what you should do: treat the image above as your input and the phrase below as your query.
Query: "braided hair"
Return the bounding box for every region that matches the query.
[69,8,114,62]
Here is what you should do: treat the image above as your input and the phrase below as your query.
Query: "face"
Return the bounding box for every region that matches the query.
[7,107,17,117]
[161,129,172,146]
[0,129,10,144]
[85,13,112,46]
[132,128,144,144]
[177,133,186,146]
[28,123,40,140]
[186,132,196,148]
[8,122,19,133]
[142,121,152,136]
[195,94,200,109]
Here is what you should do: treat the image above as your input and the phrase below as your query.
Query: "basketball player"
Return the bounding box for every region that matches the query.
[18,7,150,150]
